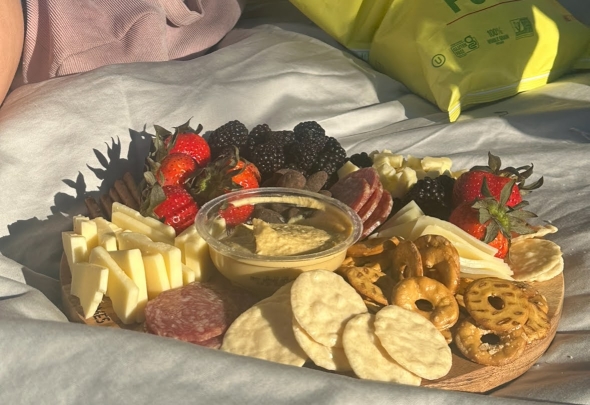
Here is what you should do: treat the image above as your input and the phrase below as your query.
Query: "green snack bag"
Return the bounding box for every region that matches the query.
[289,0,393,60]
[369,0,590,121]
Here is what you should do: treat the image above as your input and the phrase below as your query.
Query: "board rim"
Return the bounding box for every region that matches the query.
[59,253,564,393]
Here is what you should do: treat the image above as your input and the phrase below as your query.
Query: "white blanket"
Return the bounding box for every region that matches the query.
[1,23,589,405]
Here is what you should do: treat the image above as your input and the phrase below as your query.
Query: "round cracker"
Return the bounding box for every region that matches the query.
[292,318,352,371]
[343,313,421,385]
[291,270,367,348]
[512,224,558,242]
[530,255,564,282]
[221,300,307,367]
[374,305,452,380]
[510,238,563,281]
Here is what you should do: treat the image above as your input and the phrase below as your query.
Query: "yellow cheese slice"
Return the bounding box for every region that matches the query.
[142,253,171,300]
[112,202,175,240]
[70,262,109,318]
[182,264,196,285]
[92,217,122,251]
[175,225,215,282]
[89,246,139,324]
[108,249,148,323]
[62,231,89,268]
[111,211,174,245]
[73,216,99,251]
[117,232,182,289]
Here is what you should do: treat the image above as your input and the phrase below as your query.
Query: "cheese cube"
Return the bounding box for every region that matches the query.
[142,253,171,300]
[89,246,139,324]
[73,216,99,251]
[117,232,182,289]
[112,202,176,238]
[70,262,109,318]
[109,249,149,323]
[62,231,89,268]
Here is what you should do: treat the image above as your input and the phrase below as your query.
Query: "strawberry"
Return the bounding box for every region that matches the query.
[452,152,543,208]
[163,121,211,168]
[156,153,197,186]
[219,203,255,227]
[188,147,260,205]
[150,185,199,234]
[449,178,537,259]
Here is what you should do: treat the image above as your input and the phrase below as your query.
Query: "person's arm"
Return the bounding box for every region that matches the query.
[0,0,25,106]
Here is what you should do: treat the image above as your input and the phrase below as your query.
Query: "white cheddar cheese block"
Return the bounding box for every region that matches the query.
[62,231,89,268]
[73,216,99,251]
[142,253,171,300]
[89,246,139,324]
[117,232,182,289]
[109,249,148,323]
[182,264,196,285]
[112,202,175,238]
[372,218,419,240]
[92,217,122,251]
[409,216,498,256]
[379,200,424,232]
[70,262,109,318]
[175,225,215,282]
[111,211,174,245]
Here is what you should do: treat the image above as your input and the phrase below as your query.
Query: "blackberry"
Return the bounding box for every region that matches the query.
[348,152,373,168]
[293,121,325,138]
[243,123,272,160]
[312,137,347,176]
[208,120,249,160]
[250,141,286,180]
[269,130,295,148]
[285,142,318,174]
[401,175,455,220]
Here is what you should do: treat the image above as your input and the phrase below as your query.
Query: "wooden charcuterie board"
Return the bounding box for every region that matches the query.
[59,253,564,393]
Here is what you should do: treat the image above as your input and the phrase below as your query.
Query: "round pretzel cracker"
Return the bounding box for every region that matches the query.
[522,301,550,343]
[291,270,367,348]
[454,317,527,366]
[509,238,563,282]
[292,318,352,371]
[342,313,421,386]
[413,234,461,294]
[374,305,452,380]
[221,299,308,367]
[464,277,529,333]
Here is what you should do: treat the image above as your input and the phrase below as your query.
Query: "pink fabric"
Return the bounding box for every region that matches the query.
[20,0,246,85]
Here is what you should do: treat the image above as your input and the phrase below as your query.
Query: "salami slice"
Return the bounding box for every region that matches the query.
[357,180,384,222]
[330,167,380,213]
[329,176,371,212]
[144,281,257,347]
[361,191,393,239]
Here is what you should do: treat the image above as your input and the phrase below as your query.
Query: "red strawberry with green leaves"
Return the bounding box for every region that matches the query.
[160,121,211,168]
[449,178,536,258]
[452,152,543,208]
[188,147,260,226]
[141,183,198,234]
[156,152,197,186]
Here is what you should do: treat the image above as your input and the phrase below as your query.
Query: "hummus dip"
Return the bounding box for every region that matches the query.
[222,218,347,256]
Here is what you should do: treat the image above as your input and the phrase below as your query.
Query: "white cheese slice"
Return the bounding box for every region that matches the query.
[409,216,498,256]
[372,218,419,240]
[111,211,174,245]
[461,267,514,280]
[117,232,182,289]
[142,253,171,300]
[175,225,215,282]
[182,264,196,285]
[112,202,176,238]
[73,216,99,251]
[62,231,89,268]
[89,246,139,324]
[379,200,424,232]
[108,249,148,323]
[70,262,109,318]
